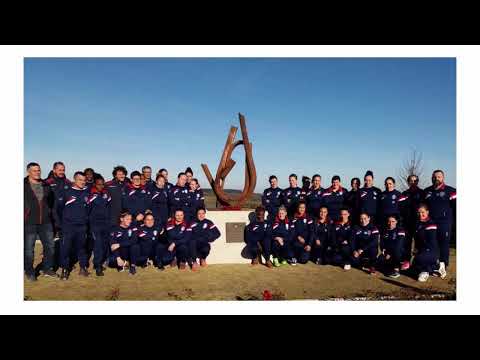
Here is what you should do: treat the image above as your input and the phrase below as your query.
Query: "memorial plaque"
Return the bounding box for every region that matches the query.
[225,222,246,243]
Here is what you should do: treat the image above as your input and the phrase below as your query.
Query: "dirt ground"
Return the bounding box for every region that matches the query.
[24,244,456,301]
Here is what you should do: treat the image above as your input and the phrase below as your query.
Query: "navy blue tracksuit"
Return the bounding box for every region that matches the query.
[189,218,220,261]
[412,219,439,273]
[186,189,205,221]
[105,179,128,226]
[271,218,294,260]
[321,187,348,221]
[345,189,360,225]
[55,186,90,269]
[291,215,314,263]
[46,175,72,232]
[168,185,190,216]
[400,186,425,262]
[358,186,381,224]
[109,224,139,266]
[149,185,170,225]
[306,187,325,218]
[351,223,380,268]
[136,224,164,265]
[377,227,405,273]
[122,184,151,220]
[330,221,353,266]
[424,183,456,266]
[87,188,111,269]
[282,187,302,217]
[378,189,405,229]
[311,219,335,263]
[157,220,191,265]
[245,220,272,260]
[262,187,283,221]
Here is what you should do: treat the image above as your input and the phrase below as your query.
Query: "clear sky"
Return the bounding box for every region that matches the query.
[24,57,456,191]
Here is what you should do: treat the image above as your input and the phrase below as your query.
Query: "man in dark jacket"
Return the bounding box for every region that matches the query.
[24,162,58,281]
[105,165,129,226]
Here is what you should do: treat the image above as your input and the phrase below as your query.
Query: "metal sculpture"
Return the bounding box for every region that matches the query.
[201,113,257,209]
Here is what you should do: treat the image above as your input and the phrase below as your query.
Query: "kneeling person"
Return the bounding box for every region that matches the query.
[189,207,220,270]
[136,213,164,268]
[311,206,335,265]
[245,206,273,267]
[291,201,314,264]
[157,209,191,270]
[377,215,405,278]
[109,211,139,275]
[271,205,294,267]
[330,207,353,270]
[351,212,380,275]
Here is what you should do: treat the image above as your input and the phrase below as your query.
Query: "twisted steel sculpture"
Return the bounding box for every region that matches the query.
[201,113,257,208]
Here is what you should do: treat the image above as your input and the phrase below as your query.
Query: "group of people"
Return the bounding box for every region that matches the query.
[252,170,456,282]
[24,161,456,283]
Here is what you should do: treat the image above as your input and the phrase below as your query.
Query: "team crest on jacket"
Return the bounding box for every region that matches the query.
[153,230,158,236]
[203,223,208,229]
[128,229,132,237]
[392,194,396,200]
[181,226,185,232]
[439,191,445,197]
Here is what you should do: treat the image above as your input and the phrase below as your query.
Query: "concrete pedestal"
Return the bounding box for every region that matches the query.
[205,210,255,264]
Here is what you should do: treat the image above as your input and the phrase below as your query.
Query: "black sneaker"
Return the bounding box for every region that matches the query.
[79,267,90,277]
[25,273,37,282]
[60,268,70,280]
[158,264,165,271]
[95,267,105,277]
[42,269,58,278]
[129,265,137,275]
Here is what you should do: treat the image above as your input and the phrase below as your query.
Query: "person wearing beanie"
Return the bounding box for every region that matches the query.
[321,175,349,222]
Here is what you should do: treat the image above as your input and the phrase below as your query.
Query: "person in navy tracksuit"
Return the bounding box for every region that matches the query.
[105,165,129,227]
[135,213,164,268]
[122,171,151,225]
[141,165,155,191]
[157,209,191,270]
[311,206,335,265]
[345,177,361,225]
[306,174,325,219]
[168,172,190,217]
[149,173,170,226]
[399,174,425,270]
[186,178,205,222]
[158,168,174,191]
[270,205,295,267]
[282,174,302,218]
[262,175,283,221]
[321,175,348,222]
[290,201,314,264]
[109,211,139,275]
[189,207,220,270]
[84,168,96,191]
[329,208,354,269]
[378,177,406,232]
[54,171,90,280]
[245,206,273,267]
[87,175,111,276]
[412,204,440,282]
[377,215,405,278]
[300,176,311,202]
[351,212,380,274]
[423,170,456,278]
[357,170,382,225]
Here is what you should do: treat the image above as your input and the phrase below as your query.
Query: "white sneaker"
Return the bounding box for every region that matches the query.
[438,262,447,279]
[344,264,351,271]
[418,272,429,282]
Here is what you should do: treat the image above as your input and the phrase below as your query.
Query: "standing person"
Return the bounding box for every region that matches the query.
[109,211,139,275]
[122,171,151,225]
[412,204,440,282]
[245,206,273,268]
[400,174,425,270]
[84,168,95,191]
[290,201,314,264]
[142,166,154,190]
[282,174,302,218]
[185,167,194,188]
[262,175,283,222]
[105,165,129,227]
[168,172,190,217]
[300,176,311,202]
[189,207,220,270]
[270,205,295,267]
[351,212,380,275]
[83,167,96,265]
[135,213,164,268]
[87,174,111,277]
[311,206,335,265]
[55,171,90,280]
[378,177,407,232]
[321,175,348,222]
[158,168,174,190]
[149,174,170,226]
[158,209,191,270]
[377,215,405,278]
[306,174,325,219]
[186,178,205,221]
[330,208,354,270]
[423,170,456,278]
[24,162,57,281]
[345,177,361,225]
[357,170,382,225]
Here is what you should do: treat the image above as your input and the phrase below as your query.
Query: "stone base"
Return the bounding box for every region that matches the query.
[205,209,256,264]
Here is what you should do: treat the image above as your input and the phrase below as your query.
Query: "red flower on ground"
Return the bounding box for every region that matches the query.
[263,290,273,300]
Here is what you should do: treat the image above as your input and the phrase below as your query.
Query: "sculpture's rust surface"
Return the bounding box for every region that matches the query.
[201,113,257,209]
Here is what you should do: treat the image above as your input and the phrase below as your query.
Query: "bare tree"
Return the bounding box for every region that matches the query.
[398,149,425,191]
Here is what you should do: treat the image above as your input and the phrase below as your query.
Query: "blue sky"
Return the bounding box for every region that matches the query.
[24,58,456,191]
